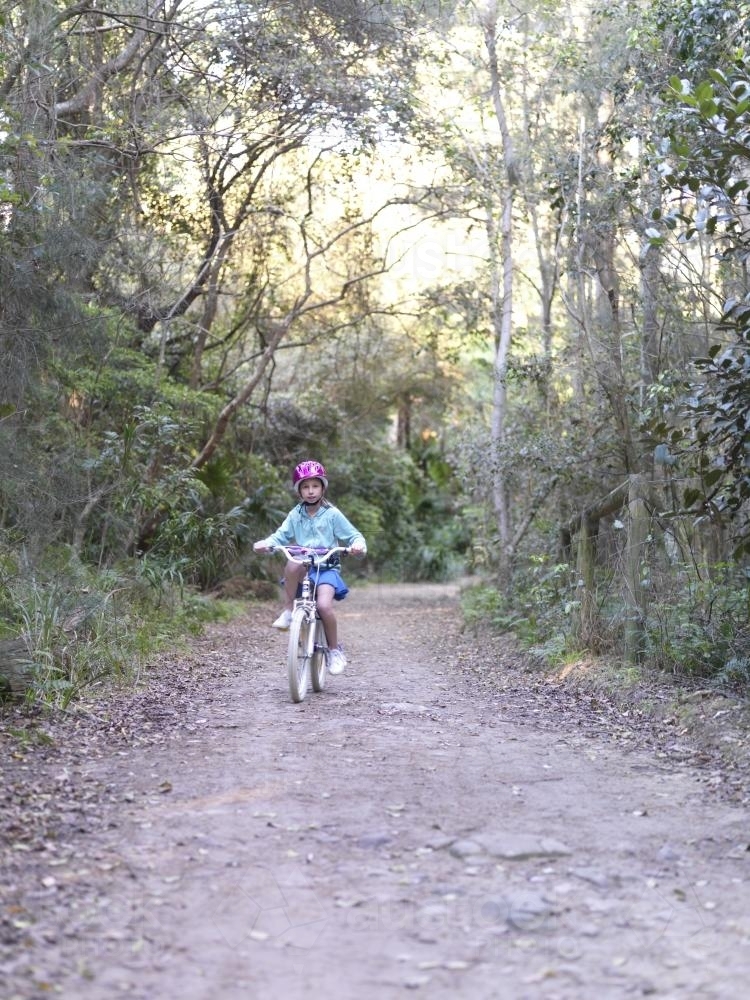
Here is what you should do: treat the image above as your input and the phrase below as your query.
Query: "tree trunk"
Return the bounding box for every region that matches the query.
[488,191,513,573]
[482,2,518,580]
[640,171,663,387]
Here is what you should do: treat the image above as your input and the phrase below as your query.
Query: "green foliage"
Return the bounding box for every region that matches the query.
[0,551,235,706]
[643,570,750,687]
[234,454,292,529]
[235,382,470,583]
[465,555,583,650]
[334,436,469,581]
[461,584,522,632]
[6,0,750,706]
[655,0,750,74]
[648,56,750,555]
[460,579,574,669]
[0,0,458,709]
[140,496,251,592]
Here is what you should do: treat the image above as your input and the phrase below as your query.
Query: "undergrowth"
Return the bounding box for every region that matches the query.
[0,557,240,708]
[462,566,750,696]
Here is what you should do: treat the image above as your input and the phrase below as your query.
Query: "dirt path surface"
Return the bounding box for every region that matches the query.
[3,582,750,999]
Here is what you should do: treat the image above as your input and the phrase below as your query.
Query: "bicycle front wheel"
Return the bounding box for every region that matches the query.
[287,608,312,703]
[310,619,327,693]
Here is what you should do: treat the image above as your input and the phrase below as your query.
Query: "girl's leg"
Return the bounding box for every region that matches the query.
[283,560,306,609]
[315,584,338,648]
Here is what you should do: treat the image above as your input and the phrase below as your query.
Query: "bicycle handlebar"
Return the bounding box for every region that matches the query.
[270,544,351,565]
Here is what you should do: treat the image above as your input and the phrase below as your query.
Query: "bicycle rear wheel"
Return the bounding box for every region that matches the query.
[287,608,311,703]
[310,619,327,693]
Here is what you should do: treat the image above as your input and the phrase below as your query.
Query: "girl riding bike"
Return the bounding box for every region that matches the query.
[253,460,367,675]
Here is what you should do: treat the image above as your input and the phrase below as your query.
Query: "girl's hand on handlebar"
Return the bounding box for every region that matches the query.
[253,541,273,552]
[350,544,366,556]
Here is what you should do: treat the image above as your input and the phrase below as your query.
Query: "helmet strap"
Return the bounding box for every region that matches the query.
[300,497,327,512]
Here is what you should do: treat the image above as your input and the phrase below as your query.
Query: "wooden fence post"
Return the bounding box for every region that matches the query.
[573,514,598,646]
[567,481,630,650]
[624,473,649,663]
[0,637,34,698]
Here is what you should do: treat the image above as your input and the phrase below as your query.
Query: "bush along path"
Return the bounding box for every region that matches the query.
[2,581,750,1000]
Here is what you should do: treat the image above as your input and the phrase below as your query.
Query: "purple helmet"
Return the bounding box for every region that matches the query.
[293,460,328,493]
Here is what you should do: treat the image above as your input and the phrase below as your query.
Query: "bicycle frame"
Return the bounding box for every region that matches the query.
[294,563,319,623]
[276,545,350,607]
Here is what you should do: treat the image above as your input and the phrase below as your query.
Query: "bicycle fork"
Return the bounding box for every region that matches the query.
[295,576,327,660]
[294,601,318,658]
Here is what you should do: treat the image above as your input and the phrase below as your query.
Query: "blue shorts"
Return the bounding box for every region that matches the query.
[291,568,349,602]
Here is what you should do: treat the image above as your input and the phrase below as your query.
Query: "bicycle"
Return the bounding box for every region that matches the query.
[269,544,351,703]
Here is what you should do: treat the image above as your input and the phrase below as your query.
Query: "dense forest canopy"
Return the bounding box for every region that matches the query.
[1,0,749,700]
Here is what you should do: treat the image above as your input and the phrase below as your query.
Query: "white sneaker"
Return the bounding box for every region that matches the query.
[272,609,293,630]
[328,646,347,675]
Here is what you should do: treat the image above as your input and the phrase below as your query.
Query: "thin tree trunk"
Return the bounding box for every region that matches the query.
[640,169,663,388]
[481,1,518,579]
[569,115,588,407]
[190,317,292,470]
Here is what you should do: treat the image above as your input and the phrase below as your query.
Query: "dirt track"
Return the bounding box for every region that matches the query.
[2,582,750,999]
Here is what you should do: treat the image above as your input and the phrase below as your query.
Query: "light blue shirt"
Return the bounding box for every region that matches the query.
[260,501,367,553]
